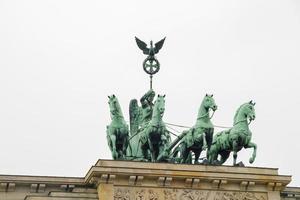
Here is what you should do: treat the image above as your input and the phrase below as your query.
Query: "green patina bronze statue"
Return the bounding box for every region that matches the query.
[140,89,156,127]
[106,93,258,166]
[135,37,165,89]
[105,37,258,166]
[106,95,131,160]
[173,94,217,164]
[129,89,156,157]
[138,94,171,162]
[208,101,257,166]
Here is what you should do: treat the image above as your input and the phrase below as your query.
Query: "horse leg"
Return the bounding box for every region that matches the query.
[202,133,207,150]
[154,146,160,162]
[208,143,216,164]
[205,128,214,161]
[245,142,257,163]
[148,138,155,162]
[232,140,238,166]
[122,130,131,159]
[219,151,230,165]
[194,149,201,164]
[117,149,123,159]
[187,152,193,164]
[110,134,117,159]
[180,143,189,164]
[141,144,148,161]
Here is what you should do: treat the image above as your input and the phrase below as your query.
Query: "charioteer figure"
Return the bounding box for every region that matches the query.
[140,89,156,128]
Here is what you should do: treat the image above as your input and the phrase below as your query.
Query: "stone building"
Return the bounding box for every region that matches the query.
[0,159,299,200]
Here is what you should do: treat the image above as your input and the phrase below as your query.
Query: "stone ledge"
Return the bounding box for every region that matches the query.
[85,160,291,193]
[93,159,280,175]
[0,175,84,185]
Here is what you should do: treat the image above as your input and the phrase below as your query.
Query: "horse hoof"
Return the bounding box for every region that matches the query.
[249,157,255,164]
[234,162,245,167]
[211,160,220,165]
[202,159,209,165]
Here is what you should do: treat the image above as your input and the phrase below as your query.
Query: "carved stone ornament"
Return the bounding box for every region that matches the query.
[179,189,210,200]
[114,188,130,200]
[135,189,146,200]
[149,189,159,200]
[114,187,267,200]
[164,189,177,200]
[214,191,266,200]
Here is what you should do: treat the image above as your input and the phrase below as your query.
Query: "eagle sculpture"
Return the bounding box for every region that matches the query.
[135,37,166,57]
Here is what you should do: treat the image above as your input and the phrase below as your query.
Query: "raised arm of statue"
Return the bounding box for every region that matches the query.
[140,90,155,104]
[139,90,156,126]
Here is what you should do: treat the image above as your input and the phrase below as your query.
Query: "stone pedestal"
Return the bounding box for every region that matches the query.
[86,160,291,200]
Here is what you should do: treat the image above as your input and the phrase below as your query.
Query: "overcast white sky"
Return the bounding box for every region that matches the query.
[1,0,300,186]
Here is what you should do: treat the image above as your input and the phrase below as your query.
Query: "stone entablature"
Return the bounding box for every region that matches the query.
[0,160,299,200]
[87,160,292,200]
[0,174,97,200]
[281,187,300,199]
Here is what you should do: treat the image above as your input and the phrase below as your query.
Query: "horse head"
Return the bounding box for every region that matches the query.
[153,94,166,119]
[203,94,218,111]
[108,95,122,119]
[234,101,256,124]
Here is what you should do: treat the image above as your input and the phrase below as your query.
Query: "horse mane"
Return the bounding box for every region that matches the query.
[197,96,212,118]
[197,97,206,117]
[233,103,247,124]
[151,96,164,119]
[152,97,161,114]
[117,99,124,116]
[111,97,124,118]
[200,97,205,108]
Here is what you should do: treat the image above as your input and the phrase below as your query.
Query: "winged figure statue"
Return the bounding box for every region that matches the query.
[129,99,142,136]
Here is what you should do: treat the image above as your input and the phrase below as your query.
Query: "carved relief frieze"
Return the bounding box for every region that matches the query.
[149,189,159,200]
[214,191,266,200]
[135,189,146,200]
[179,189,210,200]
[114,187,267,200]
[164,189,177,200]
[114,188,130,200]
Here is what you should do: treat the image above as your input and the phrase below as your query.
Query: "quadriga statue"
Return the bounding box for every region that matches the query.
[106,95,130,160]
[208,101,257,166]
[173,94,217,164]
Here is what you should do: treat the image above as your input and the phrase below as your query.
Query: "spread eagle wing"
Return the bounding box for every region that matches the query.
[135,37,149,55]
[129,99,142,135]
[154,37,166,54]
